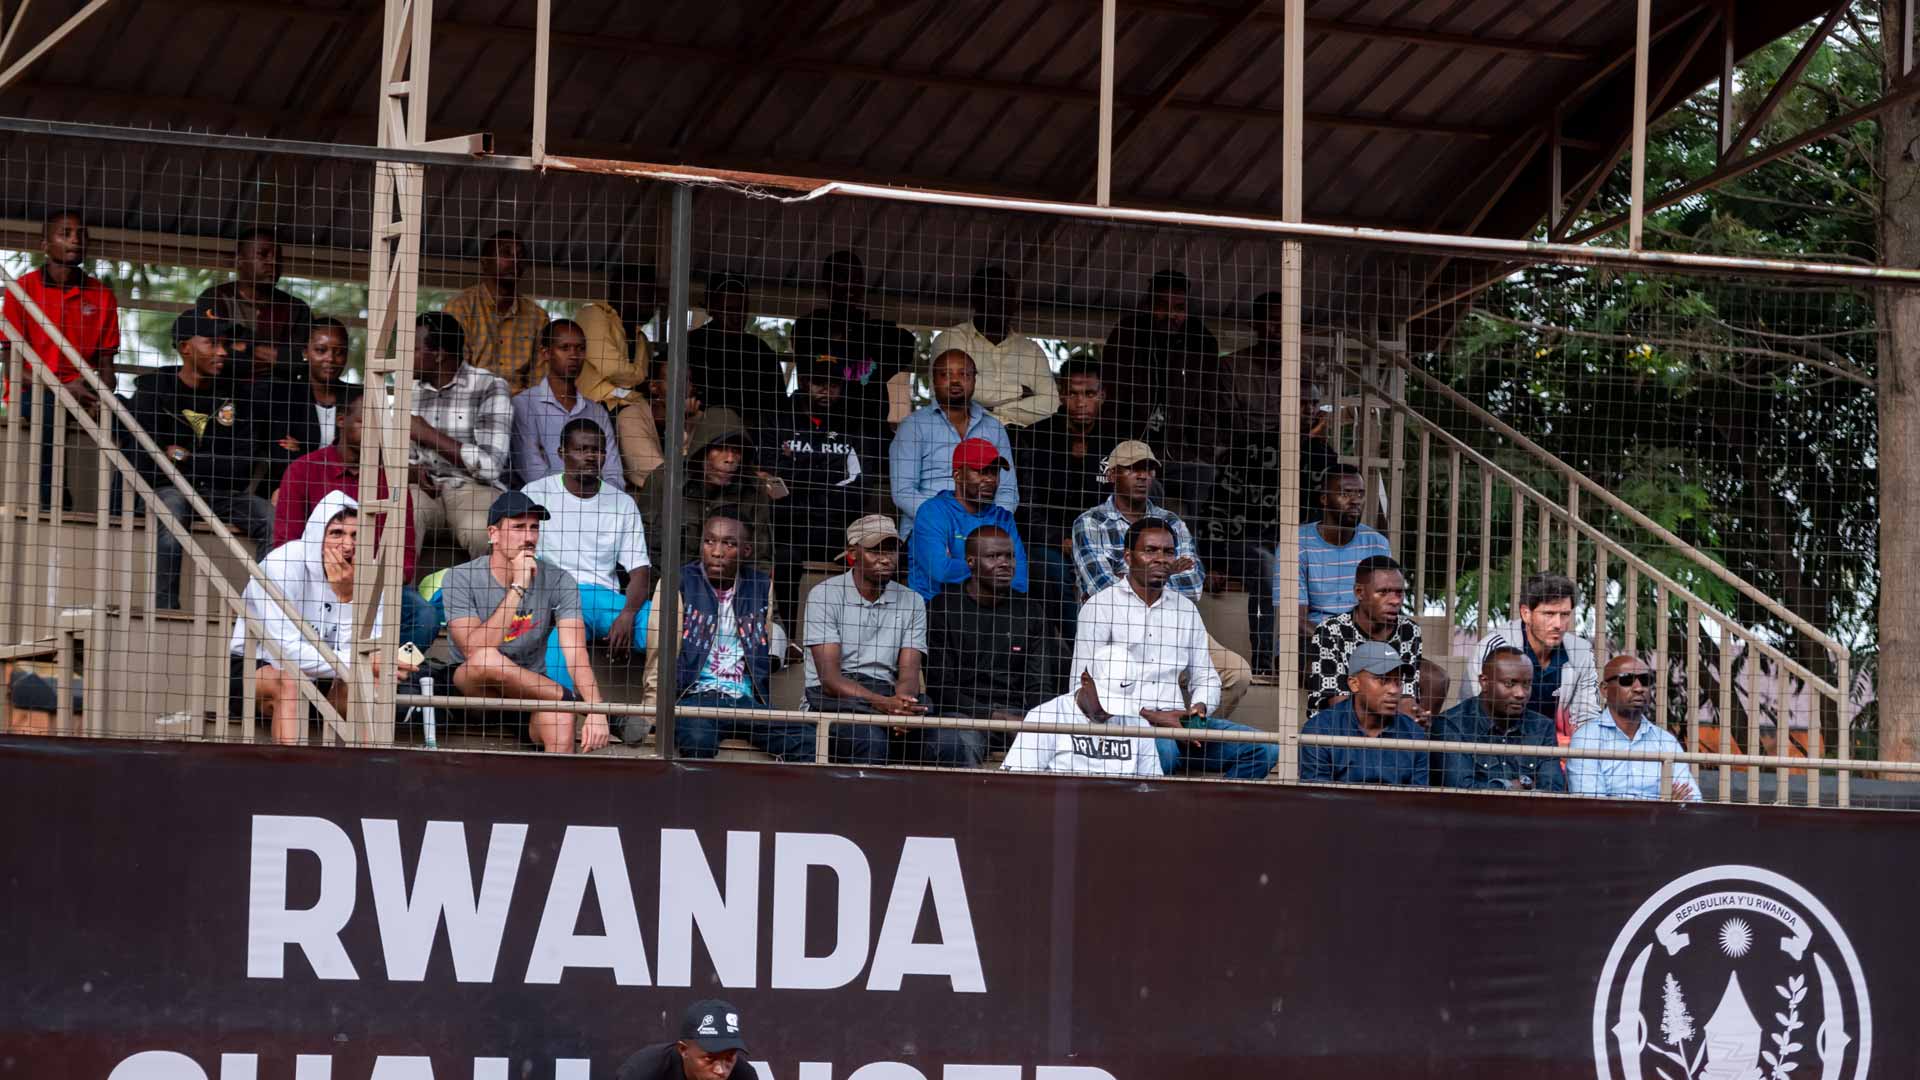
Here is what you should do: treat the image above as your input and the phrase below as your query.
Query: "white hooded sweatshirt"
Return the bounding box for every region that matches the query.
[228,490,382,679]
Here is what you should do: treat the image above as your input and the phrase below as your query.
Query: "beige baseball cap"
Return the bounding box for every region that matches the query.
[1104,440,1160,470]
[846,514,901,549]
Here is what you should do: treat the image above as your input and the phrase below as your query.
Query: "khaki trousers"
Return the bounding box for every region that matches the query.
[411,481,496,559]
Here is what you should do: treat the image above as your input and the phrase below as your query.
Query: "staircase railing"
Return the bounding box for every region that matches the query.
[1328,353,1851,805]
[0,272,357,742]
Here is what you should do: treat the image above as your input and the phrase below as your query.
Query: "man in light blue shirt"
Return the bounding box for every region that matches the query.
[1282,463,1391,627]
[890,348,1018,539]
[1569,654,1701,802]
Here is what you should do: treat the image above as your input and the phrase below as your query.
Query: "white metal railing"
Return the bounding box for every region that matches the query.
[1323,363,1855,805]
[0,273,363,741]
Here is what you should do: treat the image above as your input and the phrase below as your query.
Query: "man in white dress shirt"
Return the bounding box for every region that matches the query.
[1071,517,1277,779]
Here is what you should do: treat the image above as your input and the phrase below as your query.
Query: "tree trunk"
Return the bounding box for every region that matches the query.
[1878,0,1920,766]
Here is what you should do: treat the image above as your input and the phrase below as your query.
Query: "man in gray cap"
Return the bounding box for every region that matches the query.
[613,998,755,1080]
[1298,639,1429,785]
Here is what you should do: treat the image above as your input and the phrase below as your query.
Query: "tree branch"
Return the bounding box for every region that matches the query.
[1467,310,1876,386]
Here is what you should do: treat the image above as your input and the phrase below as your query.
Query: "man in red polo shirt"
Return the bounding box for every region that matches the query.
[1,211,121,509]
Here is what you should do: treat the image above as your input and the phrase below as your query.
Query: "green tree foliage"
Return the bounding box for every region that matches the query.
[1417,6,1885,749]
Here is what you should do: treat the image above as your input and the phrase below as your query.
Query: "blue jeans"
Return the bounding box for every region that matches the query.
[153,486,274,610]
[805,676,985,767]
[675,690,817,762]
[1029,542,1078,622]
[544,582,646,694]
[400,590,442,654]
[1157,716,1278,779]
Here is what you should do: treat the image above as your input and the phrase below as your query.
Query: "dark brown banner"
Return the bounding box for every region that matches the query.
[0,736,1901,1079]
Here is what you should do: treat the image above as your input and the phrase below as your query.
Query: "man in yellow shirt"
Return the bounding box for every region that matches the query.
[573,262,655,410]
[445,229,549,392]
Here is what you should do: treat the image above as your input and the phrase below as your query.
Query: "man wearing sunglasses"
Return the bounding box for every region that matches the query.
[1568,655,1700,802]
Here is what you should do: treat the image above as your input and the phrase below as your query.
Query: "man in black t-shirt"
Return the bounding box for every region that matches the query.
[686,272,786,429]
[756,351,880,629]
[926,525,1061,754]
[1014,358,1126,609]
[129,308,274,610]
[790,250,915,439]
[613,998,755,1080]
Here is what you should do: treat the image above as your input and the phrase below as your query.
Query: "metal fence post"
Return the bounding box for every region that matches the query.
[655,183,695,760]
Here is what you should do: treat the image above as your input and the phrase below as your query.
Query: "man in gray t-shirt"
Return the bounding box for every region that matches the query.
[446,491,609,754]
[802,515,982,768]
[443,555,581,667]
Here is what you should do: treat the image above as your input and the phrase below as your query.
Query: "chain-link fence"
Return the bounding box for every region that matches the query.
[0,141,1907,805]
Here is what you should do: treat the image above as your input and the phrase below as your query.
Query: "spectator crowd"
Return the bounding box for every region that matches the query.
[0,214,1700,800]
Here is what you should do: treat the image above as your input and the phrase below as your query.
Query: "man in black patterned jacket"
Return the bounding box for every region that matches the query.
[1306,555,1423,714]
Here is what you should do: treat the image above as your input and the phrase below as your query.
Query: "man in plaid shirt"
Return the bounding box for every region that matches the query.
[1306,555,1423,713]
[410,312,513,558]
[1070,440,1249,717]
[445,229,550,393]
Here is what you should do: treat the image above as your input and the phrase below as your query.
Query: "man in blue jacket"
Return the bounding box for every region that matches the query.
[1299,640,1429,786]
[644,506,814,762]
[907,436,1030,600]
[1432,646,1565,791]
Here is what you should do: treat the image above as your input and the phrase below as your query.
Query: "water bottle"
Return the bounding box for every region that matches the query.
[420,675,438,750]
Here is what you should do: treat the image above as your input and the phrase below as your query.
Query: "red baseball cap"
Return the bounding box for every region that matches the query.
[951,437,1010,472]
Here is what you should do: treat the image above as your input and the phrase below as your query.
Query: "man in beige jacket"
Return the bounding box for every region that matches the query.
[575,264,665,487]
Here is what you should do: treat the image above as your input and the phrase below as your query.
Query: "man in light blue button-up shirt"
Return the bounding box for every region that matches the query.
[890,348,1018,540]
[1569,654,1701,802]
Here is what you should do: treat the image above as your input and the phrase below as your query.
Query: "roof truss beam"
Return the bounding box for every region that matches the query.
[0,0,115,94]
[1721,0,1848,160]
[1078,0,1272,199]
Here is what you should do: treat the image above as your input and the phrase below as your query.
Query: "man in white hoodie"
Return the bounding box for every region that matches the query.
[1002,644,1163,778]
[228,491,415,744]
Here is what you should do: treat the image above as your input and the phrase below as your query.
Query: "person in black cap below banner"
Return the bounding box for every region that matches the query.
[613,998,755,1080]
[441,490,609,753]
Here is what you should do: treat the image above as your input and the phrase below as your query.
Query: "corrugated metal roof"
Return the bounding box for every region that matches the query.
[0,0,1837,324]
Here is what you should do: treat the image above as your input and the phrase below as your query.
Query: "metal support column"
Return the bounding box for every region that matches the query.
[1274,0,1306,777]
[654,184,695,759]
[1717,3,1736,158]
[532,0,551,164]
[1628,0,1652,249]
[1096,0,1116,207]
[1548,108,1564,233]
[350,0,434,744]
